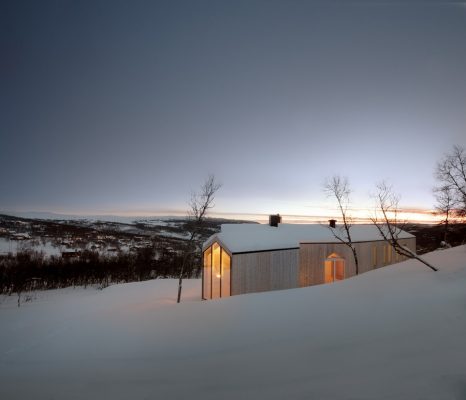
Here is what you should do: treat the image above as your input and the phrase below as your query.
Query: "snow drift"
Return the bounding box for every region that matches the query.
[1,246,466,399]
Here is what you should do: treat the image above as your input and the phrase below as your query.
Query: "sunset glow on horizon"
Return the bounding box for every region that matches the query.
[4,205,443,225]
[1,1,465,224]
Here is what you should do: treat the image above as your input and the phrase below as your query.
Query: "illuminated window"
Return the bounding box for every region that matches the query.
[324,253,345,283]
[371,245,377,267]
[202,242,231,299]
[396,242,405,262]
[212,243,221,298]
[221,249,231,297]
[203,246,212,299]
[384,245,392,265]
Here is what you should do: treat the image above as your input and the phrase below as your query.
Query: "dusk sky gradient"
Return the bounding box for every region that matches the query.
[1,0,466,221]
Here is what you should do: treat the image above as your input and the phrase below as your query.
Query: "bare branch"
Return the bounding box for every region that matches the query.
[433,184,457,244]
[177,174,222,303]
[188,174,222,225]
[435,145,466,218]
[323,175,359,274]
[371,181,438,272]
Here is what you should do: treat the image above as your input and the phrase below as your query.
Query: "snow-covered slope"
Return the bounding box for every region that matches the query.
[1,246,466,400]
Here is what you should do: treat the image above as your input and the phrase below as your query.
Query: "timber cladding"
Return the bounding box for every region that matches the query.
[299,243,351,287]
[231,249,299,295]
[298,238,417,288]
[203,223,417,298]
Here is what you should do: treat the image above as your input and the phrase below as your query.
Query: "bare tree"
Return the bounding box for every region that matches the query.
[433,184,456,245]
[371,182,438,272]
[324,175,359,275]
[177,175,221,303]
[435,145,466,218]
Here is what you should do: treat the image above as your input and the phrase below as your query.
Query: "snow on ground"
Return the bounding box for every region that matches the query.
[1,246,466,399]
[158,229,191,239]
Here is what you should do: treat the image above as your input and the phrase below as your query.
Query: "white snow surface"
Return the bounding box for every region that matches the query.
[1,246,466,399]
[209,223,414,253]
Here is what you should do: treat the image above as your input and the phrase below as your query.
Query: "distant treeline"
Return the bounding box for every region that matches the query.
[0,247,201,295]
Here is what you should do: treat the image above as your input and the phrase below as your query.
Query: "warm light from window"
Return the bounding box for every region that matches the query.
[203,242,231,299]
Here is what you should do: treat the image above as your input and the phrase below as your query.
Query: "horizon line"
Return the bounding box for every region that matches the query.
[0,208,444,224]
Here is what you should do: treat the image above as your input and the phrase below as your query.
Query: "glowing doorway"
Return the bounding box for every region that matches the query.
[324,253,345,283]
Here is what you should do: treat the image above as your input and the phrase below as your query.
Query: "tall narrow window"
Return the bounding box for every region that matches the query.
[221,249,231,297]
[212,243,221,298]
[384,245,392,265]
[203,246,212,299]
[396,242,404,262]
[324,253,345,283]
[202,242,231,300]
[371,245,377,268]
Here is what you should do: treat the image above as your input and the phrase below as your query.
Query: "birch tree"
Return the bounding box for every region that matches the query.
[435,145,466,218]
[324,175,359,275]
[433,184,456,245]
[371,181,438,272]
[177,175,221,303]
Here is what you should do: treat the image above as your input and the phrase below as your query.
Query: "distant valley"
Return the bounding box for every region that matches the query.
[0,213,464,297]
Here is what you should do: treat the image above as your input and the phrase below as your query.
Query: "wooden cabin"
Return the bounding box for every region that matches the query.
[202,216,415,300]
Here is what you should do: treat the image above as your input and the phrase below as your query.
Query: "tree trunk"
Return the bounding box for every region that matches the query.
[352,246,359,275]
[443,218,449,244]
[177,240,193,303]
[176,274,183,303]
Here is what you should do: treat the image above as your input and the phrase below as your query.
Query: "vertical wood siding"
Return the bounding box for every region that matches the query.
[231,249,299,295]
[298,238,416,288]
[225,238,416,296]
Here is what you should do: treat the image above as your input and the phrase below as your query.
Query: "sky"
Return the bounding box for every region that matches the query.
[1,0,466,222]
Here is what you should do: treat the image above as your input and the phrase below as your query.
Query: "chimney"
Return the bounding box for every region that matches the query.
[269,214,282,227]
[329,219,336,228]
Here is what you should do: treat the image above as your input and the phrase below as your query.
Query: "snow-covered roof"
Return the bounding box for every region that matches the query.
[204,223,415,254]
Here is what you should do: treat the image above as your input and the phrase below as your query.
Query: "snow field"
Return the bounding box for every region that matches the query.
[1,246,466,399]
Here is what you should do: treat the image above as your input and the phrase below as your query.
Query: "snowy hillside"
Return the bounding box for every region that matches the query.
[1,246,466,399]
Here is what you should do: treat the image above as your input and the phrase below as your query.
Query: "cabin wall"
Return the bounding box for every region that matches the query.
[299,243,354,287]
[207,237,417,296]
[231,249,299,295]
[299,237,416,287]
